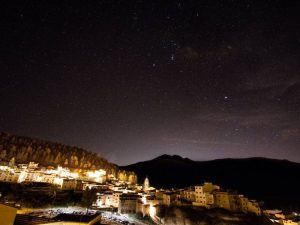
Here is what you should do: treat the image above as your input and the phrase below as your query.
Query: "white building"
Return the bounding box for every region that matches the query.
[112,192,122,208]
[0,171,20,183]
[143,177,150,192]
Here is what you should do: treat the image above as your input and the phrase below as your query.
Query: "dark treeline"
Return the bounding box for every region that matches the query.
[0,132,116,173]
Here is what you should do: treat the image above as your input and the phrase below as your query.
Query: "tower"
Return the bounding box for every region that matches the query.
[143,176,150,191]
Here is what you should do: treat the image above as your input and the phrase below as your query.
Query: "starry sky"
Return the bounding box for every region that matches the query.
[1,0,299,165]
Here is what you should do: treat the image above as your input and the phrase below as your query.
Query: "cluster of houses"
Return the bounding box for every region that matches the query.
[0,159,122,191]
[92,177,261,218]
[0,160,262,219]
[0,161,80,187]
[158,182,261,216]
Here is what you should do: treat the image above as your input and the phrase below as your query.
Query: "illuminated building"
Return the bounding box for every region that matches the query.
[17,171,27,183]
[94,193,106,208]
[0,171,20,183]
[214,191,231,210]
[136,194,159,217]
[228,193,242,212]
[162,192,177,206]
[61,179,77,190]
[202,182,220,193]
[112,192,122,208]
[182,187,196,202]
[118,194,139,214]
[240,195,261,215]
[86,169,106,183]
[279,219,298,225]
[194,186,206,206]
[143,176,150,192]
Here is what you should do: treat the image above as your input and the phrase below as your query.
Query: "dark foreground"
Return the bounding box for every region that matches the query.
[156,206,271,225]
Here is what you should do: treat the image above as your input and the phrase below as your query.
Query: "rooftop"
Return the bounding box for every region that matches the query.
[14,214,55,225]
[54,213,101,223]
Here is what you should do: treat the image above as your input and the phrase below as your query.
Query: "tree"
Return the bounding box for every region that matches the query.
[0,150,6,159]
[81,187,97,214]
[64,158,68,165]
[9,157,15,167]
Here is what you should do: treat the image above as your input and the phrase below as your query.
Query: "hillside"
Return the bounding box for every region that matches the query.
[157,206,268,225]
[121,154,300,209]
[0,132,135,181]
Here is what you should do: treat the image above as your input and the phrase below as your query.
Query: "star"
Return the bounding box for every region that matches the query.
[170,54,175,61]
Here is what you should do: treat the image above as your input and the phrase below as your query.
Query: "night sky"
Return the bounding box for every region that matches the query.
[1,1,299,165]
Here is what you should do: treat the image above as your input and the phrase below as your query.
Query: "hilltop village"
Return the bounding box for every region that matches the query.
[0,159,261,218]
[2,158,300,225]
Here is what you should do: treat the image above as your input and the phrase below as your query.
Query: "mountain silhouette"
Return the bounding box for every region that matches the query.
[121,154,300,209]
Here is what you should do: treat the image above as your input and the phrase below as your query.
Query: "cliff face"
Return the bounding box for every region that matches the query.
[0,132,136,182]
